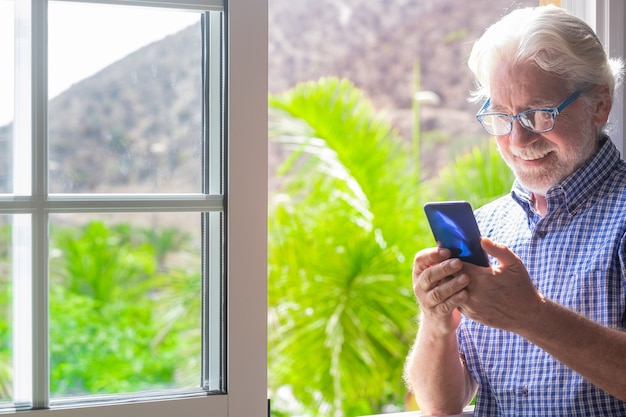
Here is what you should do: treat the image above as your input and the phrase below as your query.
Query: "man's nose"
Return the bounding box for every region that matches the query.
[508,119,536,145]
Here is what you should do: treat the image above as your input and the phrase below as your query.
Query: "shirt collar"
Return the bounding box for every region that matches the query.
[511,136,620,216]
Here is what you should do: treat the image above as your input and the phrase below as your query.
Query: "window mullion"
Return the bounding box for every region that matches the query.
[32,0,50,406]
[13,0,49,410]
[202,10,225,392]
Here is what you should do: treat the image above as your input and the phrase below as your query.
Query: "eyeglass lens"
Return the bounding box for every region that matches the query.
[480,110,554,135]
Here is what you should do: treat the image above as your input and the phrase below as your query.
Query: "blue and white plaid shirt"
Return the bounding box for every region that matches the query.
[457,137,626,416]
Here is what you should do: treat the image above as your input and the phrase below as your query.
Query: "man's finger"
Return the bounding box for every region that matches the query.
[481,237,522,268]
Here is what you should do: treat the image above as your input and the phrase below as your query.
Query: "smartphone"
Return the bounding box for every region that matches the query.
[424,201,490,267]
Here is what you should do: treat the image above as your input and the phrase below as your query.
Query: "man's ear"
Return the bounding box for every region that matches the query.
[592,84,612,127]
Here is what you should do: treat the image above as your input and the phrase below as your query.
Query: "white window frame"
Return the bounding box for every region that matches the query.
[5,0,268,416]
[564,0,626,156]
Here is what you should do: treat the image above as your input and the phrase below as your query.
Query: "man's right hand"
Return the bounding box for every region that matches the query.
[412,247,470,333]
[405,247,477,414]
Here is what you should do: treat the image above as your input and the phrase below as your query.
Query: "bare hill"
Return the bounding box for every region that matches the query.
[269,0,535,140]
[0,1,537,193]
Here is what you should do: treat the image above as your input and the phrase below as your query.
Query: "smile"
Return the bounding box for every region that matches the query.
[521,153,548,161]
[513,150,553,161]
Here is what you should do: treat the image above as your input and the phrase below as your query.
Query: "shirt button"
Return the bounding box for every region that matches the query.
[522,386,529,397]
[537,231,547,238]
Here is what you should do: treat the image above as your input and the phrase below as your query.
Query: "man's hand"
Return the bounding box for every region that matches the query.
[412,247,470,333]
[458,237,544,331]
[406,246,478,414]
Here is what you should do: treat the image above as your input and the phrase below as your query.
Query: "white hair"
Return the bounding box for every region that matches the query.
[468,5,624,103]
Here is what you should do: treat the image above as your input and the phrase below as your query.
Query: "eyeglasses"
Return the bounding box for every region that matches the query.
[476,89,582,136]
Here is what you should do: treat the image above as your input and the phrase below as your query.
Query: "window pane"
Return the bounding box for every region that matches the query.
[48,212,203,398]
[0,0,14,194]
[47,2,204,194]
[0,216,12,404]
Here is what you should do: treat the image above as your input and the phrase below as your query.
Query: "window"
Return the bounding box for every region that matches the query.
[0,0,266,416]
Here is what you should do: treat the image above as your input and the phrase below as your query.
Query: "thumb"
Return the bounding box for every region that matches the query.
[481,237,522,268]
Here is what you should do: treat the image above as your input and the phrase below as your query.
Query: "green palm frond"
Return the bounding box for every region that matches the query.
[269,78,422,416]
[268,77,514,417]
[270,77,424,243]
[430,140,515,207]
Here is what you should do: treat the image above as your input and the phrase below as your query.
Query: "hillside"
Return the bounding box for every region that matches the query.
[269,0,535,140]
[1,0,537,193]
[48,24,204,193]
[267,0,536,181]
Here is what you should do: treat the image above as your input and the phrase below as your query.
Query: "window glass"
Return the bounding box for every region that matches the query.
[48,2,203,194]
[0,215,12,404]
[3,0,232,412]
[0,0,14,194]
[48,212,203,399]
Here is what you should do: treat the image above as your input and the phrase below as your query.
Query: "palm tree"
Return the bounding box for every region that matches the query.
[268,77,514,416]
[269,77,428,417]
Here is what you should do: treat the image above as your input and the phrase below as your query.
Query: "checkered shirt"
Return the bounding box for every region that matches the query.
[457,138,626,416]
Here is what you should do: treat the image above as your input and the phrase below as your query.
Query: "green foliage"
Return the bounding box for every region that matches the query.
[46,220,200,396]
[0,211,199,399]
[0,284,10,401]
[51,221,157,304]
[430,140,515,208]
[49,285,178,394]
[268,77,513,416]
[269,78,424,416]
[270,77,426,250]
[0,223,13,401]
[0,75,516,412]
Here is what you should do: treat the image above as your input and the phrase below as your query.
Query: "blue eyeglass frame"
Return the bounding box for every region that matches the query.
[476,89,583,135]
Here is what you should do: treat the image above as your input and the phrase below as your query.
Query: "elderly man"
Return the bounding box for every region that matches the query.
[404,5,626,416]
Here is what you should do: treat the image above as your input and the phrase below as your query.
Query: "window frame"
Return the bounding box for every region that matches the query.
[4,0,268,416]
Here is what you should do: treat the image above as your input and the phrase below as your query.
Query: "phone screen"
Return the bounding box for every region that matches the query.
[424,201,490,267]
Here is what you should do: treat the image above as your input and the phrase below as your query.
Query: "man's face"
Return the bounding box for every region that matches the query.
[489,62,601,196]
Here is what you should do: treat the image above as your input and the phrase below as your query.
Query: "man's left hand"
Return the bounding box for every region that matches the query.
[458,237,545,332]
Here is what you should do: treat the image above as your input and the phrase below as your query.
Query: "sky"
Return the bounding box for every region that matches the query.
[0,1,199,125]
